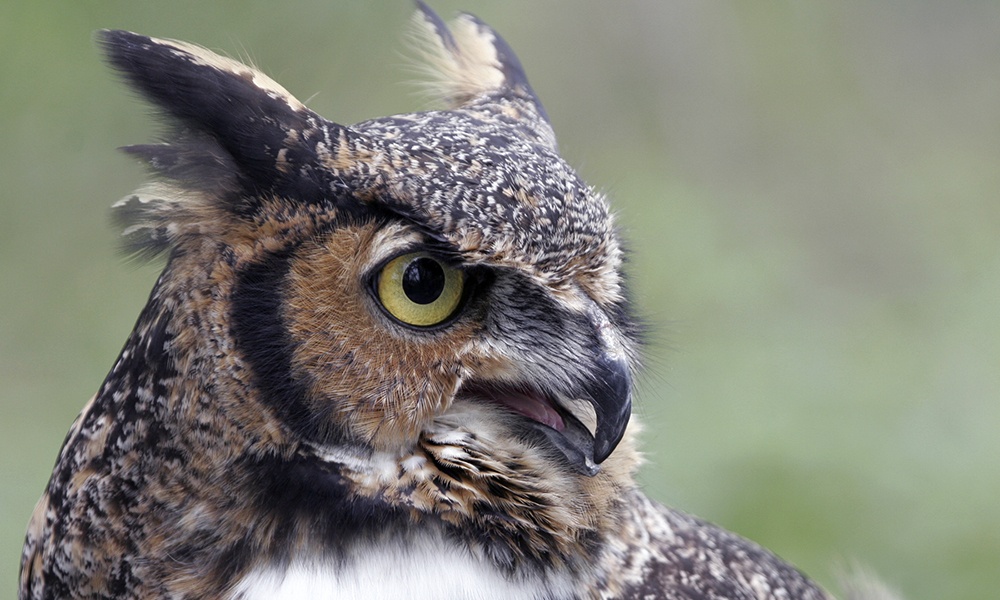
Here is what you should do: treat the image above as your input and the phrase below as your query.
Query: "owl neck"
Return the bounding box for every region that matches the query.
[234,442,611,581]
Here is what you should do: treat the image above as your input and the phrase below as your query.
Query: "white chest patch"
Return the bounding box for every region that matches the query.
[230,531,575,600]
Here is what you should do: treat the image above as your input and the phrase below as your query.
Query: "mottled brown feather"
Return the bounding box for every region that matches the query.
[20,6,843,600]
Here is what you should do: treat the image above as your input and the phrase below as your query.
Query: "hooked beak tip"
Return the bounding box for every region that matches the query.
[586,355,633,464]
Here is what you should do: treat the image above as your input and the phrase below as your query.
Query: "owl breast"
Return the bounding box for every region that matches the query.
[229,528,575,600]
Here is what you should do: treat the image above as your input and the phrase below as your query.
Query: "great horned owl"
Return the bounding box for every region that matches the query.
[20,4,842,599]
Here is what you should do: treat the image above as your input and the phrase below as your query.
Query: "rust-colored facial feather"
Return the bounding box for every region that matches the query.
[285,222,479,450]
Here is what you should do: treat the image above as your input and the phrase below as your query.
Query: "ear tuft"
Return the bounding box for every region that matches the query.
[100,30,368,259]
[98,30,325,197]
[98,30,307,123]
[408,2,548,122]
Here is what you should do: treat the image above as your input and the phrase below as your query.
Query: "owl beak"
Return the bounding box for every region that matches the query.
[584,354,633,464]
[458,353,631,476]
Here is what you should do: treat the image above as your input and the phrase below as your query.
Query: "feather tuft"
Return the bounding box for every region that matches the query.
[407,2,537,113]
[836,562,906,600]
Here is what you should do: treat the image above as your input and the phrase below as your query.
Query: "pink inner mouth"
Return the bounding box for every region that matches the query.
[462,383,565,432]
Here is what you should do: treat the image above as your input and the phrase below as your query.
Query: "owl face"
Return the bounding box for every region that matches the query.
[102,5,640,481]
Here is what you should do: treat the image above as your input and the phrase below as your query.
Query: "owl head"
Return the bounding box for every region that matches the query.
[101,3,641,484]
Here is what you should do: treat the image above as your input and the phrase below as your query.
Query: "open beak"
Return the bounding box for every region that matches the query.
[459,351,632,477]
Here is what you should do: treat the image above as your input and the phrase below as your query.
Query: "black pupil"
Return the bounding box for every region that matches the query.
[402,257,446,305]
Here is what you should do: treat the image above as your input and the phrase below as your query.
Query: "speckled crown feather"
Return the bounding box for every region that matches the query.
[105,2,622,304]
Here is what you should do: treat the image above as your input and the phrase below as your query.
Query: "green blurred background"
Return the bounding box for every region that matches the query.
[3,2,998,598]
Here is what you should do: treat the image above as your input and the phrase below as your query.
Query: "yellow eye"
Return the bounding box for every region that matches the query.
[377,252,465,327]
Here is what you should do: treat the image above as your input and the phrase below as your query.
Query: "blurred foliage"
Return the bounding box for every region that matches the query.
[2,2,998,598]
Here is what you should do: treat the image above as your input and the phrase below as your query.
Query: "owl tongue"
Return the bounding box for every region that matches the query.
[464,383,565,431]
[459,380,598,476]
[497,388,565,432]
